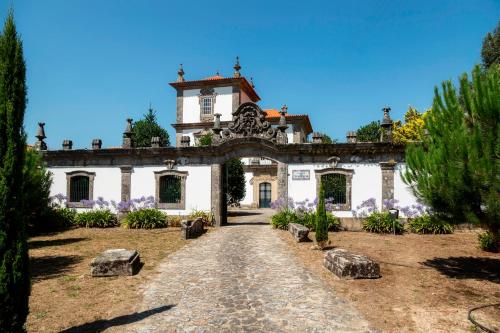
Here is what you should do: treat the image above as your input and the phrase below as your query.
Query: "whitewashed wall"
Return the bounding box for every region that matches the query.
[394,163,418,213]
[240,171,254,206]
[48,167,122,203]
[48,165,212,215]
[131,165,211,215]
[287,163,419,218]
[182,87,233,123]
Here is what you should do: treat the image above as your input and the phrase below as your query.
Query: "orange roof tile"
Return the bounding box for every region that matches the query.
[263,109,313,134]
[203,75,225,80]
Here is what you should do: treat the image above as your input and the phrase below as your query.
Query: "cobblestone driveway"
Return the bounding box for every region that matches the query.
[109,210,373,333]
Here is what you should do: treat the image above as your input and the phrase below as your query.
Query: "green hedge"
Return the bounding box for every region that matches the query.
[362,211,404,234]
[271,209,298,229]
[122,208,167,229]
[74,209,117,228]
[408,215,453,234]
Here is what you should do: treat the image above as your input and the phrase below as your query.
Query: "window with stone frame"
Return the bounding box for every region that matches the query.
[201,97,213,117]
[321,173,347,204]
[314,168,353,211]
[154,170,188,209]
[199,87,216,121]
[66,171,95,207]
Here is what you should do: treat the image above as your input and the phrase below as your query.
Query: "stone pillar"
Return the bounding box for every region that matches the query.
[92,139,102,149]
[120,166,133,202]
[151,136,160,148]
[277,162,288,203]
[380,161,396,209]
[122,118,133,148]
[180,136,191,147]
[346,131,357,143]
[62,140,73,150]
[211,164,224,227]
[312,132,323,143]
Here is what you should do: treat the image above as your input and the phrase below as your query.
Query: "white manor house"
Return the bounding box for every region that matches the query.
[38,59,419,226]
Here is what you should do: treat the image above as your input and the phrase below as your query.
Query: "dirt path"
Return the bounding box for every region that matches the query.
[107,210,374,332]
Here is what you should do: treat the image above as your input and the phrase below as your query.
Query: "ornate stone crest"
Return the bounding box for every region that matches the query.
[219,102,277,142]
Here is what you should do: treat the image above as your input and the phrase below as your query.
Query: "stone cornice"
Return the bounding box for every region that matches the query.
[41,139,406,167]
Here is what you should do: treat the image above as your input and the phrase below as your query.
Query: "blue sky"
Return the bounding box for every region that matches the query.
[1,1,499,148]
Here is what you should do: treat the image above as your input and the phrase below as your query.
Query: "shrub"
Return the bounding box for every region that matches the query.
[122,209,167,229]
[296,210,316,230]
[189,210,214,226]
[315,183,329,243]
[327,212,341,231]
[408,215,454,234]
[167,215,183,227]
[74,209,117,228]
[271,209,297,229]
[362,212,404,234]
[478,231,499,252]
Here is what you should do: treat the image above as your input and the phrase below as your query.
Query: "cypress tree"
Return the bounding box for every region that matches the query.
[403,65,500,250]
[0,11,30,331]
[315,182,328,245]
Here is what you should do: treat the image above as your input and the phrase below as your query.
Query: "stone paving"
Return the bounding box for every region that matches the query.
[108,210,374,333]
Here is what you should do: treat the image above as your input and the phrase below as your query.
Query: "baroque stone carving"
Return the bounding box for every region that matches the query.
[219,102,277,142]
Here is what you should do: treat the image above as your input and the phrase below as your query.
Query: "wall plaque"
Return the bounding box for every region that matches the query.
[292,170,310,180]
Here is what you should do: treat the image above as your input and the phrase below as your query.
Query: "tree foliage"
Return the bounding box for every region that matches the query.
[197,132,213,146]
[0,11,30,331]
[226,158,246,205]
[24,149,52,233]
[392,107,428,144]
[133,107,170,147]
[481,21,500,68]
[403,65,500,250]
[356,121,380,142]
[315,182,328,244]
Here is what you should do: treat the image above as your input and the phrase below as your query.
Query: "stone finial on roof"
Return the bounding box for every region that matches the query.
[277,105,289,144]
[34,122,47,151]
[380,107,393,143]
[346,131,357,143]
[177,64,185,82]
[233,56,241,78]
[123,118,133,148]
[250,77,255,88]
[62,140,73,150]
[92,139,102,149]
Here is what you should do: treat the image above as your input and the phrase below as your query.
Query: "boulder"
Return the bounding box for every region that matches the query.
[181,217,204,240]
[324,248,380,279]
[90,249,140,277]
[288,223,309,242]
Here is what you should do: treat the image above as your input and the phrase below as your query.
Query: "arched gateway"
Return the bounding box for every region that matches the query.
[39,64,415,228]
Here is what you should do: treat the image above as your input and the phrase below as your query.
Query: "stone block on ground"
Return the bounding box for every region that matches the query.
[288,222,309,242]
[324,248,380,279]
[90,249,140,277]
[181,217,204,240]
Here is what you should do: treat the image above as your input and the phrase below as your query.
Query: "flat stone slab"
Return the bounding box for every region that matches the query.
[288,222,309,242]
[324,248,380,279]
[90,249,140,277]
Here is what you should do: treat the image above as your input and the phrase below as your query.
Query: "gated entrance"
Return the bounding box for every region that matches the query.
[259,182,272,208]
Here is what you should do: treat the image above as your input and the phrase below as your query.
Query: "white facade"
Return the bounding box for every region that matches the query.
[49,165,212,216]
[182,87,233,123]
[50,167,122,202]
[288,162,418,218]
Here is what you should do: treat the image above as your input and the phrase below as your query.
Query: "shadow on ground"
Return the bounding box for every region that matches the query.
[29,237,88,249]
[59,305,175,333]
[227,211,263,217]
[422,256,500,283]
[227,221,270,226]
[30,255,83,281]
